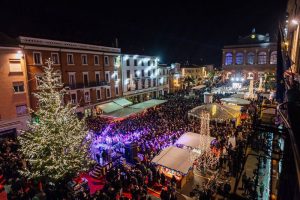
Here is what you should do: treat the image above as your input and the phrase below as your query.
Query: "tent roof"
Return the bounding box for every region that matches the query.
[175,132,215,150]
[97,102,123,113]
[101,99,167,119]
[102,107,143,119]
[130,99,167,109]
[192,85,206,90]
[151,146,192,175]
[220,97,250,105]
[113,98,133,107]
[189,103,240,120]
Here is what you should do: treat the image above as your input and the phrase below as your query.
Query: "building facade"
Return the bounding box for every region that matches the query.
[121,54,169,103]
[222,31,277,87]
[0,46,30,136]
[285,0,300,80]
[19,36,122,117]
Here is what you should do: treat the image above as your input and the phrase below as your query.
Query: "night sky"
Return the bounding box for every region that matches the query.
[0,0,287,66]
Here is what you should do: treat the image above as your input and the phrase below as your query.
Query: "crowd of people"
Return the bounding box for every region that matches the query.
[88,93,204,166]
[0,138,46,199]
[0,89,263,199]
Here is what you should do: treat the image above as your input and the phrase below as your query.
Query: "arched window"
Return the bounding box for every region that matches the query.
[225,53,233,65]
[235,53,244,65]
[247,52,255,64]
[270,51,277,64]
[258,52,267,64]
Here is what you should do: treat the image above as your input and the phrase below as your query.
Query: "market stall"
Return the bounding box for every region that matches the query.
[151,146,193,189]
[175,132,215,151]
[220,97,250,106]
[188,103,239,121]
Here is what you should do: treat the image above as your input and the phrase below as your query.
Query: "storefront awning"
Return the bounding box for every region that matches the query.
[130,99,167,109]
[113,98,133,107]
[151,146,192,175]
[97,102,123,113]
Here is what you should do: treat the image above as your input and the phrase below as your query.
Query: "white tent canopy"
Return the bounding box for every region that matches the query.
[192,85,206,90]
[220,97,250,105]
[151,146,192,175]
[175,132,215,150]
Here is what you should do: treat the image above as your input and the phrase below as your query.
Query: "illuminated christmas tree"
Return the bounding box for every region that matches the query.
[18,59,94,182]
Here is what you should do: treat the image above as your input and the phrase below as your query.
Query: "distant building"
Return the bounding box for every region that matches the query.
[121,54,169,102]
[19,36,122,117]
[0,46,30,136]
[222,30,277,88]
[169,63,181,93]
[180,64,214,88]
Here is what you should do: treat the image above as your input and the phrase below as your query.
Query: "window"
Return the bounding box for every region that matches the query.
[152,69,155,75]
[83,72,89,87]
[148,79,151,87]
[81,54,88,65]
[235,53,244,65]
[135,80,139,90]
[114,71,118,81]
[104,56,109,66]
[247,52,255,65]
[153,60,155,66]
[115,87,119,96]
[94,55,99,65]
[127,70,130,79]
[106,88,111,98]
[141,70,144,77]
[33,52,42,65]
[36,75,43,87]
[67,54,74,65]
[134,70,138,77]
[153,78,156,87]
[126,59,130,66]
[134,59,137,66]
[51,53,59,64]
[270,51,277,64]
[105,71,110,82]
[225,53,233,65]
[95,72,101,85]
[71,93,77,104]
[96,89,101,100]
[141,79,145,89]
[141,61,144,66]
[148,70,151,77]
[9,59,22,72]
[13,82,25,93]
[84,91,90,102]
[127,82,131,91]
[16,105,27,116]
[68,73,76,88]
[258,52,267,64]
[148,60,151,66]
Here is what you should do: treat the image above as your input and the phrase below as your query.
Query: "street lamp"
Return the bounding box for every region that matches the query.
[291,19,299,25]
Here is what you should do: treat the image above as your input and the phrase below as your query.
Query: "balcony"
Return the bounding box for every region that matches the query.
[66,81,108,90]
[277,102,300,199]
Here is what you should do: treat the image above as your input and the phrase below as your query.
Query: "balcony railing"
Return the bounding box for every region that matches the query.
[66,81,108,90]
[277,102,300,198]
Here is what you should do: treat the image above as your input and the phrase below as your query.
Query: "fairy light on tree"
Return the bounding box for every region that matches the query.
[18,59,94,183]
[197,111,219,174]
